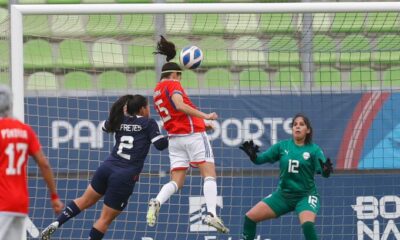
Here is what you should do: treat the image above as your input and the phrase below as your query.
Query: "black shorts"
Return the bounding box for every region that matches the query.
[90,163,138,211]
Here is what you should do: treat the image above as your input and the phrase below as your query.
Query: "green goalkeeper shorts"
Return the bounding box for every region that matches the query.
[262,190,320,217]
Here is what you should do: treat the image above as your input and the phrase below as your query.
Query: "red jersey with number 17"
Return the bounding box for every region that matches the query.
[153,79,205,135]
[0,118,41,215]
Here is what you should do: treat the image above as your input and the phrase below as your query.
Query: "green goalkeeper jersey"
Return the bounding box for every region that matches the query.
[254,139,327,198]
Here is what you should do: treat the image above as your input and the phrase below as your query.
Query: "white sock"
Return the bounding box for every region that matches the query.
[203,176,217,217]
[156,181,178,205]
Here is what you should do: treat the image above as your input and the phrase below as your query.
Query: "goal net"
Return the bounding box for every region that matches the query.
[4,2,400,240]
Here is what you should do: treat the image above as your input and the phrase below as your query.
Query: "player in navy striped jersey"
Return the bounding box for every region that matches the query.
[41,94,168,240]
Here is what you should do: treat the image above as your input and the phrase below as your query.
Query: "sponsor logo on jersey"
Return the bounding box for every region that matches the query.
[284,149,289,155]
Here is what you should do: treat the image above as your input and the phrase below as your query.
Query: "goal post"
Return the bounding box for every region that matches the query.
[6,2,400,239]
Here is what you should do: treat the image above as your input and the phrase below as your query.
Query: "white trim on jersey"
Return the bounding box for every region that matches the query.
[151,135,165,143]
[101,120,107,131]
[187,114,194,134]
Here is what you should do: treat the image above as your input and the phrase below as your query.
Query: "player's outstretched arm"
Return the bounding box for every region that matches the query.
[153,136,169,151]
[318,158,333,178]
[171,93,217,120]
[239,140,260,163]
[32,150,64,214]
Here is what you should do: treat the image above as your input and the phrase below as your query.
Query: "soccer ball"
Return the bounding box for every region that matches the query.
[179,46,203,69]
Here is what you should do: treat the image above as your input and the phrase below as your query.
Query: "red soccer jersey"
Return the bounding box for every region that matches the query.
[153,79,206,135]
[0,118,41,215]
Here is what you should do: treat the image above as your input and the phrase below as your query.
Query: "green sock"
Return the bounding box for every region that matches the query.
[302,221,318,240]
[242,215,257,240]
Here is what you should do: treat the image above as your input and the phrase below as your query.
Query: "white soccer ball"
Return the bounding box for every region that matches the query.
[179,46,204,69]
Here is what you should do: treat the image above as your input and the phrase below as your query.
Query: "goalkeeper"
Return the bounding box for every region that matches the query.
[239,113,333,240]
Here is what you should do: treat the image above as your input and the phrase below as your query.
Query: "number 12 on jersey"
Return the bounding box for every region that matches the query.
[288,159,299,173]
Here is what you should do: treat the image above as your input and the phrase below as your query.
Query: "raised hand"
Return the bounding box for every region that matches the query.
[319,158,333,177]
[239,140,260,162]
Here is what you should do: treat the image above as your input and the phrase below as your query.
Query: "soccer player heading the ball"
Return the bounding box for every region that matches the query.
[0,85,64,240]
[41,95,168,240]
[146,36,229,233]
[239,113,333,240]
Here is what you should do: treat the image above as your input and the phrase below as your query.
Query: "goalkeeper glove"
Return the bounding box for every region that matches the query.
[318,158,333,177]
[239,140,260,162]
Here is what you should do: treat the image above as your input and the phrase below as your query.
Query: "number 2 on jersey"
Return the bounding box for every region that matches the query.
[154,99,171,123]
[5,143,28,175]
[117,136,134,160]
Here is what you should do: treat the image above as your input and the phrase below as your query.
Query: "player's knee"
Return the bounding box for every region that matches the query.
[245,212,258,223]
[199,164,216,178]
[204,176,216,183]
[170,180,181,191]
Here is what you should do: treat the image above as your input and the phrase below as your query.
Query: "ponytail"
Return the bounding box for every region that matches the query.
[154,35,182,79]
[154,35,176,61]
[106,95,134,132]
[106,94,149,133]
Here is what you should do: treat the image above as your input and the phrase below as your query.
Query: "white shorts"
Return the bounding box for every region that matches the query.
[169,132,215,171]
[0,214,26,240]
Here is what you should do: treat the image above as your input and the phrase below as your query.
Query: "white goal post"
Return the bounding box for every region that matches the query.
[10,1,400,122]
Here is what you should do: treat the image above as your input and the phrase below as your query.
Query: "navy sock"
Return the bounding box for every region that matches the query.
[56,201,81,227]
[89,227,104,240]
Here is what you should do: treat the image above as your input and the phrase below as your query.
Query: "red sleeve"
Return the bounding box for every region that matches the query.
[26,125,41,155]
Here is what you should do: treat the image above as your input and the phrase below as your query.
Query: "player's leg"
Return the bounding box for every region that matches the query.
[243,201,276,240]
[74,184,103,210]
[191,133,228,233]
[9,216,26,240]
[243,191,292,240]
[0,214,13,240]
[296,195,320,240]
[41,184,103,240]
[157,169,186,204]
[147,169,186,227]
[89,166,136,239]
[90,205,121,240]
[197,161,225,231]
[191,132,217,217]
[0,215,26,240]
[197,162,217,216]
[42,164,108,240]
[147,136,188,227]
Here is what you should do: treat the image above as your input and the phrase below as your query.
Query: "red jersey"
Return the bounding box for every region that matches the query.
[153,79,206,135]
[0,118,41,215]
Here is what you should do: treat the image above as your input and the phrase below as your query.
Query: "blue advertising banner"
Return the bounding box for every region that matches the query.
[25,93,400,170]
[25,94,357,172]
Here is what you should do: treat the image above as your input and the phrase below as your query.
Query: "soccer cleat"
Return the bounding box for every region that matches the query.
[146,198,160,227]
[41,221,59,240]
[203,213,230,233]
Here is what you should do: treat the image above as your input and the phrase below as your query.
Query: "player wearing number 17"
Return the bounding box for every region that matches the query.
[41,95,168,240]
[0,85,64,240]
[239,114,333,240]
